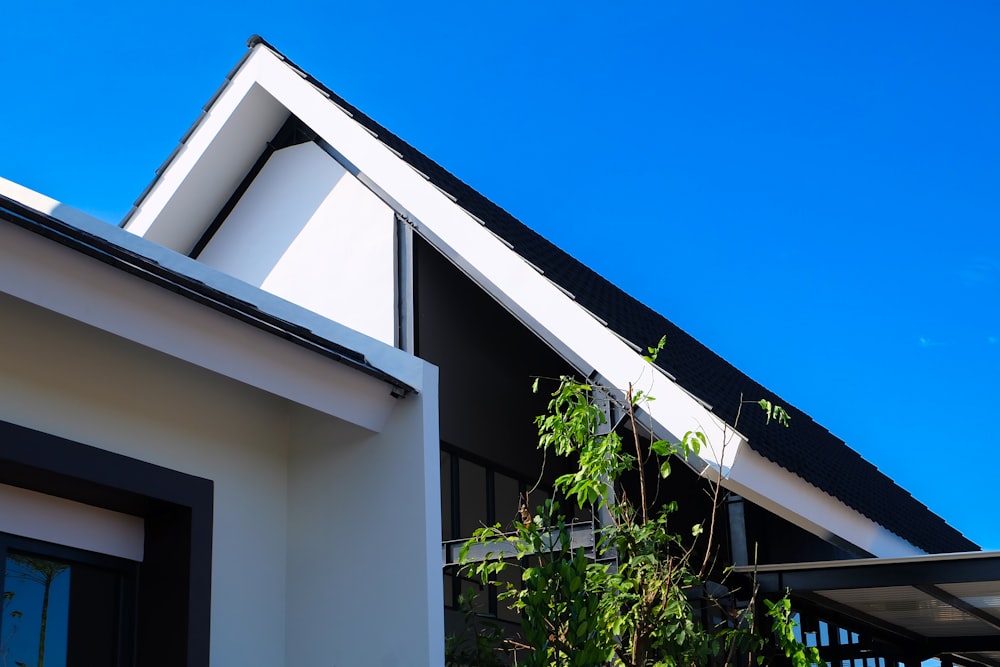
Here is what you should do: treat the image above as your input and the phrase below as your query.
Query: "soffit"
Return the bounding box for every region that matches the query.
[740,552,1000,666]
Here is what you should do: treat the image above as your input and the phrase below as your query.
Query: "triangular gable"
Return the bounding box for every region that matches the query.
[123,36,975,557]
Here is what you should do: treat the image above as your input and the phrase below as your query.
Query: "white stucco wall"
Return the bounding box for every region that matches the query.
[0,292,292,666]
[0,192,443,666]
[285,361,442,667]
[0,289,443,667]
[197,141,399,346]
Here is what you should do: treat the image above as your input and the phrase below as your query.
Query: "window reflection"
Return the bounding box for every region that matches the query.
[1,545,125,667]
[3,553,71,667]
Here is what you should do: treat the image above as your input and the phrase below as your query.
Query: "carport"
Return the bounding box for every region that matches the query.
[738,552,1000,666]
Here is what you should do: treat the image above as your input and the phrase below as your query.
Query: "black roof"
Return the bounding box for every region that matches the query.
[246,36,976,554]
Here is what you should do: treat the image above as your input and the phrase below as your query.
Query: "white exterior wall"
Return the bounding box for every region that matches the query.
[286,361,442,666]
[198,142,398,345]
[0,291,443,667]
[0,190,443,666]
[0,293,293,666]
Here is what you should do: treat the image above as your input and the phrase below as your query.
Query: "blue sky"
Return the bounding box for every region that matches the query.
[3,2,998,549]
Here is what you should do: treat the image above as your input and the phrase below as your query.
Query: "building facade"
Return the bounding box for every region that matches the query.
[0,36,994,667]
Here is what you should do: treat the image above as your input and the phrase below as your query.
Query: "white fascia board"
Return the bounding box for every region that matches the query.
[0,177,110,227]
[725,446,924,558]
[242,47,739,462]
[0,212,426,432]
[125,61,288,253]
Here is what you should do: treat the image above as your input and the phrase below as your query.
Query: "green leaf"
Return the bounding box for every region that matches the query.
[650,439,674,457]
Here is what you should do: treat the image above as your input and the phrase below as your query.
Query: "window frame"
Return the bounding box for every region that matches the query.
[0,531,140,666]
[0,420,213,667]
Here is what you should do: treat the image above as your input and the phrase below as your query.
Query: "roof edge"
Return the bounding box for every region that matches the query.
[0,192,416,397]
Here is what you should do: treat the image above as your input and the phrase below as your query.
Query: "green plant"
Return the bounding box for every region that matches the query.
[456,339,821,666]
[763,596,822,667]
[445,589,510,667]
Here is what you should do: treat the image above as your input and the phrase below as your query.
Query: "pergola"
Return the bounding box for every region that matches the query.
[736,551,1000,666]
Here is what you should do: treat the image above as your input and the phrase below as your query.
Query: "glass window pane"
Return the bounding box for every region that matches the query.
[4,553,72,667]
[495,560,522,624]
[524,488,549,519]
[440,452,453,540]
[67,563,121,664]
[458,579,488,615]
[458,459,487,538]
[493,473,520,527]
[443,573,454,609]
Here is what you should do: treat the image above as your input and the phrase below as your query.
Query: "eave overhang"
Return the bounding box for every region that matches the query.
[737,552,1000,666]
[3,193,413,396]
[0,188,423,432]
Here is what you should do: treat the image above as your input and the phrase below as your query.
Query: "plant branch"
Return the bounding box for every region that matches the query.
[626,384,649,525]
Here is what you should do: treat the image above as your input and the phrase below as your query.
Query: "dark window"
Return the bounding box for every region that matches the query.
[1,534,137,667]
[442,446,554,619]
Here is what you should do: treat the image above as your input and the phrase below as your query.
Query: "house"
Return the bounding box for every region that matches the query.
[2,35,998,667]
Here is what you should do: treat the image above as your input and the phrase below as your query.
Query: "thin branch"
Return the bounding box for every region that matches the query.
[626,383,649,525]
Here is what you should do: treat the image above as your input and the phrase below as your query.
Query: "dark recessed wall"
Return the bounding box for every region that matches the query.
[742,499,859,564]
[416,237,855,571]
[414,237,577,483]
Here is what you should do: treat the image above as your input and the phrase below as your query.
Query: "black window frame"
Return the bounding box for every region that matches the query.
[0,531,139,666]
[0,420,213,667]
[441,443,559,620]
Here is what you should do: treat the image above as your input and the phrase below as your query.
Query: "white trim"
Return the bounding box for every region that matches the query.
[0,482,144,561]
[0,177,109,228]
[124,80,289,252]
[4,181,424,394]
[240,45,740,460]
[724,446,924,558]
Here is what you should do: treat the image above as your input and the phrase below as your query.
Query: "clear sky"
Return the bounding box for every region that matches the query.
[3,2,998,549]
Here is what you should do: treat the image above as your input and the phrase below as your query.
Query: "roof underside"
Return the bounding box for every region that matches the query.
[136,35,976,555]
[742,552,1000,666]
